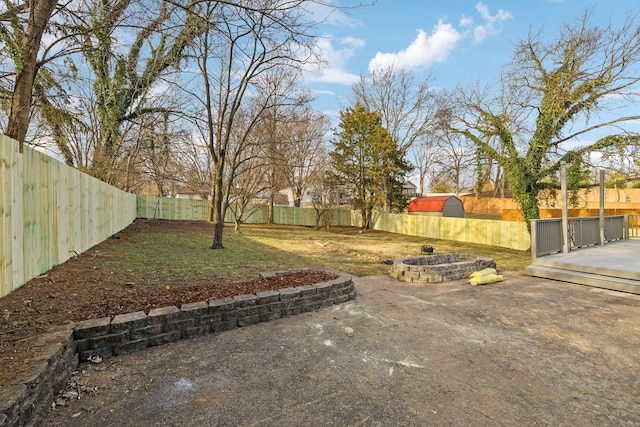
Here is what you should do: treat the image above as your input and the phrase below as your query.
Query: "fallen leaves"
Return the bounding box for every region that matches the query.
[54,369,98,407]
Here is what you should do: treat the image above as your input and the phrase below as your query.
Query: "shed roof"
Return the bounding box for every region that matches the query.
[408,195,460,212]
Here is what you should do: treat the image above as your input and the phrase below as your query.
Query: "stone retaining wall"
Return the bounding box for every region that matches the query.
[0,326,77,427]
[389,253,496,283]
[0,271,355,427]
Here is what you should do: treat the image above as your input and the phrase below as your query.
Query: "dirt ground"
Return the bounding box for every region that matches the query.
[0,220,336,390]
[44,274,640,426]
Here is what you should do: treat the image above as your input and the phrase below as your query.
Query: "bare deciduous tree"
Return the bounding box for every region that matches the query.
[431,134,476,196]
[411,136,439,197]
[454,10,640,226]
[351,65,439,156]
[71,0,203,184]
[277,107,330,207]
[310,165,341,230]
[228,142,270,234]
[2,0,58,150]
[248,70,309,221]
[185,0,320,248]
[172,134,214,200]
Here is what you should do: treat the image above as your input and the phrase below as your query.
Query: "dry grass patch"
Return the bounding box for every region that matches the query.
[239,224,530,276]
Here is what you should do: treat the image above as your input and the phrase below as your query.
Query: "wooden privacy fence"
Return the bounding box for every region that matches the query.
[136,196,361,227]
[369,212,530,251]
[0,136,137,298]
[137,196,530,251]
[137,195,211,221]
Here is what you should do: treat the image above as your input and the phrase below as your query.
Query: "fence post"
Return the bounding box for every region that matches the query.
[599,170,605,245]
[530,219,538,260]
[561,161,569,253]
[623,214,629,240]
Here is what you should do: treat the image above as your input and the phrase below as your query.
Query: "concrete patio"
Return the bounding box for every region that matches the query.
[45,273,640,426]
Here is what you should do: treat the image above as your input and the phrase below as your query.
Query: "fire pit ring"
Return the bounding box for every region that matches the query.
[389,253,496,283]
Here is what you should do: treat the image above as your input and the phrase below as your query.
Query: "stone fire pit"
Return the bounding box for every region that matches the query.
[389,253,496,283]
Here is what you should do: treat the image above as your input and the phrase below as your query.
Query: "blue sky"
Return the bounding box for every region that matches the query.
[304,0,640,119]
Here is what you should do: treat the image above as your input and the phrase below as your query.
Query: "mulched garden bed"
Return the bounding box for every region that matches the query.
[0,220,337,390]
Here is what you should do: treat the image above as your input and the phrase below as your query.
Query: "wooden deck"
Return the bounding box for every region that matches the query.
[525,239,640,295]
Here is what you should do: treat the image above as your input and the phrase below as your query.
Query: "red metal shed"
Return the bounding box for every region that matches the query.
[407,195,465,218]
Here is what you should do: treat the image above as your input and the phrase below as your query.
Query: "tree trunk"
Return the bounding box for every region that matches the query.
[508,171,539,232]
[4,0,58,150]
[211,164,225,249]
[322,210,333,230]
[268,192,274,224]
[515,190,539,232]
[361,209,370,229]
[207,183,215,222]
[233,203,245,234]
[293,187,302,207]
[91,123,121,183]
[212,221,225,249]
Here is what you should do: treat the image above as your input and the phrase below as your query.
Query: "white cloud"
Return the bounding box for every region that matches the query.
[366,3,512,73]
[303,0,362,28]
[368,21,462,72]
[459,16,473,27]
[306,35,363,85]
[313,67,361,85]
[311,88,338,96]
[342,36,366,49]
[472,2,513,44]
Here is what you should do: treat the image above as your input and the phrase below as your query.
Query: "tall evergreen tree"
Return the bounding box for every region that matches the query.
[330,102,411,228]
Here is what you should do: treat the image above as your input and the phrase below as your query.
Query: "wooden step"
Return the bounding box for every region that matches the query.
[525,264,640,295]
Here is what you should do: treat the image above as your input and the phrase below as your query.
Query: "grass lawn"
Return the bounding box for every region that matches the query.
[101,220,531,285]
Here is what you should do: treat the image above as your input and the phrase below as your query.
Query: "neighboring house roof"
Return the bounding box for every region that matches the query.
[173,184,209,196]
[408,195,461,213]
[403,181,417,190]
